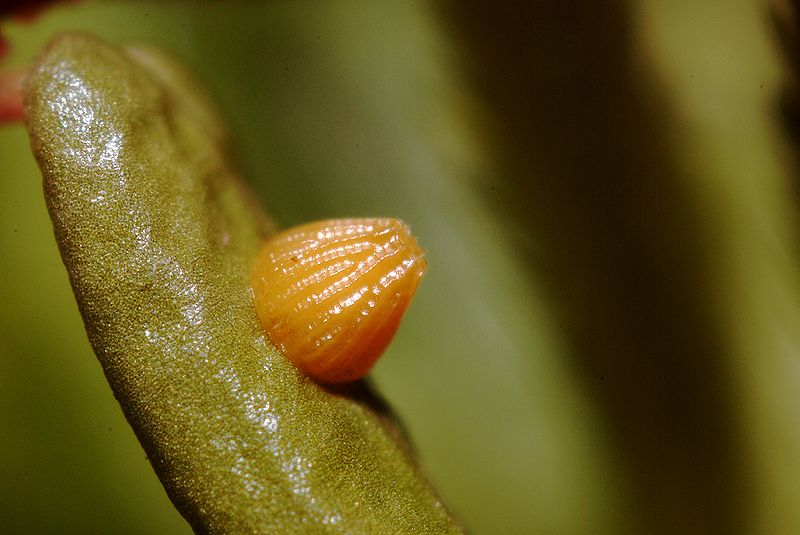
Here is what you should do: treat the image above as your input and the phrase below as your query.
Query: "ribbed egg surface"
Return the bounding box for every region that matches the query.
[251,218,427,383]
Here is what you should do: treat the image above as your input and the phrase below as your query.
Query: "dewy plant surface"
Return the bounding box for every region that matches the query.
[24,31,461,534]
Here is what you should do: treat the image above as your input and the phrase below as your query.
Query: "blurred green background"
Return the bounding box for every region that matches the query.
[2,1,800,533]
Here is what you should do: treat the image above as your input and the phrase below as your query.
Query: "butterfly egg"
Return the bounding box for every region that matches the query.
[251,218,427,383]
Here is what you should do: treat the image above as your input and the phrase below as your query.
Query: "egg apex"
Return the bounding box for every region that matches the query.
[251,218,427,383]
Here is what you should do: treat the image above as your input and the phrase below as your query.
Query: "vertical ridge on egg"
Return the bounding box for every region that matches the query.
[251,218,427,383]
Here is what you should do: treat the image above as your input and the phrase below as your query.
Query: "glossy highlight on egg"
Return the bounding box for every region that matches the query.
[251,218,427,383]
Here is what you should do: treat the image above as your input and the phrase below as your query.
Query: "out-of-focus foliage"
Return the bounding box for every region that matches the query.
[0,1,798,534]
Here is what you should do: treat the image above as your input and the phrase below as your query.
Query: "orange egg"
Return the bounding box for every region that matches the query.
[251,218,427,383]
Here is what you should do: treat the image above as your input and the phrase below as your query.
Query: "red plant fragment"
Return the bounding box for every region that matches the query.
[0,0,66,20]
[0,69,26,123]
[1,0,78,120]
[1,1,80,61]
